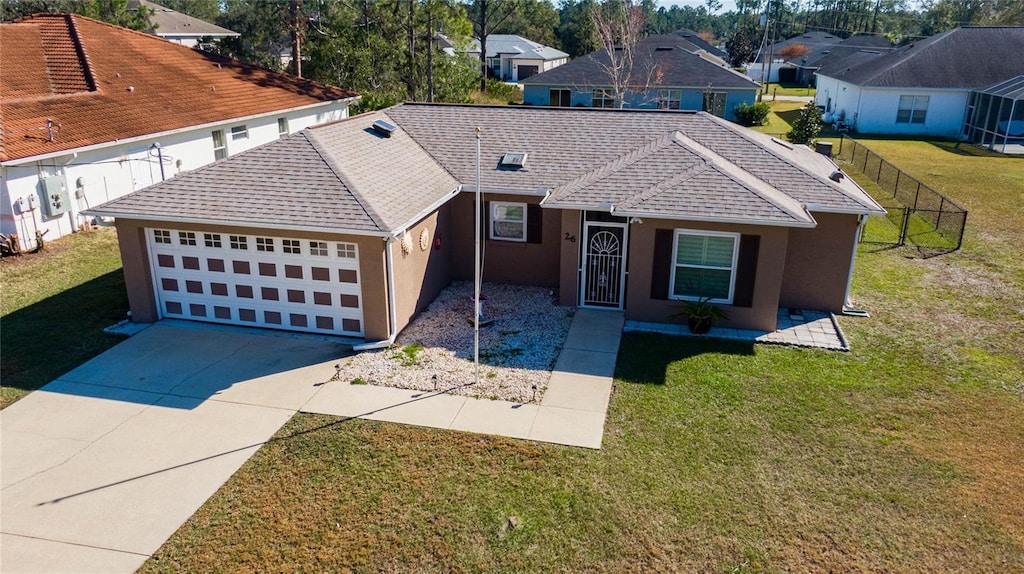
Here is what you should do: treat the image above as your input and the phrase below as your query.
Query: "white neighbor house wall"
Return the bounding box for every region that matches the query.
[814,77,969,137]
[1,103,348,251]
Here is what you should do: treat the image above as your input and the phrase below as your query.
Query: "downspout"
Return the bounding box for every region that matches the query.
[353,236,399,351]
[843,214,868,310]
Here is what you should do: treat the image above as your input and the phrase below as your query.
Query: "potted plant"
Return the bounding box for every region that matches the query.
[672,295,729,335]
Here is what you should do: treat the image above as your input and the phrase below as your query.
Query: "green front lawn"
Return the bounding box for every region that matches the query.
[0,229,128,408]
[140,141,1024,571]
[760,82,816,97]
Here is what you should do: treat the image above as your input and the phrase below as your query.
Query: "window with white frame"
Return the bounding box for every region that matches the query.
[656,89,682,109]
[153,229,171,244]
[592,88,616,108]
[277,117,289,138]
[211,130,227,160]
[230,125,249,140]
[178,231,197,246]
[282,239,301,254]
[229,235,248,250]
[896,95,929,124]
[490,202,527,242]
[256,237,274,252]
[670,230,739,303]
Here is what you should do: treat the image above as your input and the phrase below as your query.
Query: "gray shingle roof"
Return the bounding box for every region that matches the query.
[520,35,758,90]
[791,34,893,70]
[90,112,461,234]
[673,28,728,59]
[386,104,883,218]
[135,0,239,38]
[468,34,568,61]
[755,31,842,63]
[817,26,1024,89]
[91,104,882,233]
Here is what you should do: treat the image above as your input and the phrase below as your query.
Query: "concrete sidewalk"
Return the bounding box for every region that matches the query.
[303,308,624,449]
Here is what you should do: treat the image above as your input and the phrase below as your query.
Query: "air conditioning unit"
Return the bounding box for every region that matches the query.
[39,174,70,218]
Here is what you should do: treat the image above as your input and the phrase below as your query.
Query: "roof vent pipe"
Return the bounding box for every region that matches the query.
[829,169,845,182]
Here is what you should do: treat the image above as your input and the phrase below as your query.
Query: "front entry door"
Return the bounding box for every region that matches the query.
[581,222,627,309]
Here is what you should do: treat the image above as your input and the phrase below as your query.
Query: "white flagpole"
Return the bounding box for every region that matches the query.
[474,126,481,386]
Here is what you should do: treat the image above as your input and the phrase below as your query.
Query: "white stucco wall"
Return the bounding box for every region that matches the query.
[1,102,350,251]
[815,76,969,137]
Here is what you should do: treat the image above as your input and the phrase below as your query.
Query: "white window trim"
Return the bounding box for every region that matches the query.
[896,95,929,124]
[230,125,249,140]
[668,229,740,304]
[212,129,227,160]
[277,117,289,138]
[489,201,528,243]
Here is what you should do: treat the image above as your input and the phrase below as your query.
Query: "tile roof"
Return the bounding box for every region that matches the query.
[0,14,357,163]
[89,112,461,234]
[817,26,1024,89]
[521,35,758,90]
[135,0,240,39]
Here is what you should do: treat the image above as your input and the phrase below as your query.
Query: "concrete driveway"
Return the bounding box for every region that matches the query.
[0,322,346,573]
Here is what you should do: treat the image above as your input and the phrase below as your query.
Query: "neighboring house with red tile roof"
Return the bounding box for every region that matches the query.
[0,13,358,251]
[87,104,884,342]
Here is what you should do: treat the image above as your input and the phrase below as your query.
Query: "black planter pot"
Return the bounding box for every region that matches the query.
[688,316,712,335]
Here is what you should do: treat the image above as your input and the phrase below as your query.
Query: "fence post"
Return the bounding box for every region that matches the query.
[899,207,910,246]
[839,135,844,156]
[913,182,921,211]
[894,170,900,198]
[877,159,884,182]
[957,212,967,251]
[936,196,945,235]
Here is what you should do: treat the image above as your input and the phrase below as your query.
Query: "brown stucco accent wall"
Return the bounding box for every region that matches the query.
[779,212,860,312]
[111,219,391,341]
[625,219,790,332]
[558,210,582,306]
[449,192,561,287]
[389,205,453,335]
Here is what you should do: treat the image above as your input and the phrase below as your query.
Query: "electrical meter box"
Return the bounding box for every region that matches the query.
[38,175,70,218]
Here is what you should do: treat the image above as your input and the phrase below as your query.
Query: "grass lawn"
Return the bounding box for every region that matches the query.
[139,141,1024,571]
[759,82,816,98]
[0,228,128,408]
[749,100,808,138]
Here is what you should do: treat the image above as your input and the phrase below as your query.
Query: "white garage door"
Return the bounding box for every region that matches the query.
[148,228,364,336]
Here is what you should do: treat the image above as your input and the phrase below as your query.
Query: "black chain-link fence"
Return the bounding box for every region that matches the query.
[836,135,967,254]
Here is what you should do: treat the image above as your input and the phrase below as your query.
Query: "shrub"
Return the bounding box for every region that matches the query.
[787,101,823,145]
[733,102,771,127]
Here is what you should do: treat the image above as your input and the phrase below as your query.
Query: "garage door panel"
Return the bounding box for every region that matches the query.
[149,228,364,336]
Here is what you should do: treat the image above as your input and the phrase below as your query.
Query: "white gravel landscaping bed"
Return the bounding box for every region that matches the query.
[336,282,574,403]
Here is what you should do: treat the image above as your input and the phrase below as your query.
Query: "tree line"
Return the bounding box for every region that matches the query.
[6,0,1023,108]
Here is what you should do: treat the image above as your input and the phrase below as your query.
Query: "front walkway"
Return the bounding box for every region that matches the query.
[625,308,849,351]
[302,309,624,449]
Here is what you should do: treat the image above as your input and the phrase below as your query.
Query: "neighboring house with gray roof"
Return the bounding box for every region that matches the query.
[131,0,239,48]
[814,26,1024,138]
[88,104,883,344]
[465,34,569,82]
[521,35,758,121]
